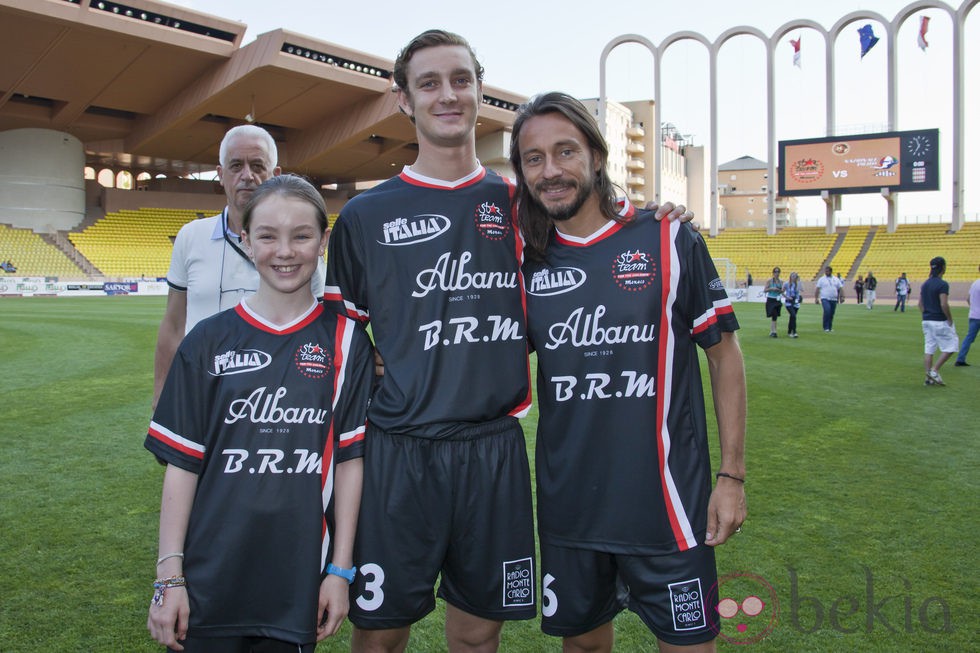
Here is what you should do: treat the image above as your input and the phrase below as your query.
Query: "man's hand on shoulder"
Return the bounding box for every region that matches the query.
[645,201,699,232]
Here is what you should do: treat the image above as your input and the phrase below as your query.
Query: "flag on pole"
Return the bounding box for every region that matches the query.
[790,36,801,67]
[918,15,930,51]
[858,24,879,58]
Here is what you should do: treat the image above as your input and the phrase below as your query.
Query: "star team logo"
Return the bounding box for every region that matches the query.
[473,200,509,241]
[294,342,330,379]
[611,249,655,292]
[790,158,824,184]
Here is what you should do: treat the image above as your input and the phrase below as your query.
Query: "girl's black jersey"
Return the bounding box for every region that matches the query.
[145,300,374,642]
[524,211,739,554]
[325,166,531,439]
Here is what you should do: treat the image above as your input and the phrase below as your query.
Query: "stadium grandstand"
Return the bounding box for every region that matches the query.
[0,0,975,303]
[702,223,980,286]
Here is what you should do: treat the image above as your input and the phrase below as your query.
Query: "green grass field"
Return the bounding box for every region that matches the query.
[0,296,975,652]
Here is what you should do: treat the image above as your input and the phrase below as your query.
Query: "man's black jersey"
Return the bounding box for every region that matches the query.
[524,209,739,555]
[325,166,531,439]
[145,301,373,643]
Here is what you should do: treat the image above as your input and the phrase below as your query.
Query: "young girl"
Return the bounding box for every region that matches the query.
[145,174,373,652]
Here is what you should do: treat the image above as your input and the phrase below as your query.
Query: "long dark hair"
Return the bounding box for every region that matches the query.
[509,92,625,260]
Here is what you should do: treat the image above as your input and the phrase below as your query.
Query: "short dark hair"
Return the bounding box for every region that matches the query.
[393,29,484,98]
[509,92,623,260]
[242,174,328,234]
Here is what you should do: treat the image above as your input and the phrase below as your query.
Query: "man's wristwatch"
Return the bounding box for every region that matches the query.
[326,563,357,584]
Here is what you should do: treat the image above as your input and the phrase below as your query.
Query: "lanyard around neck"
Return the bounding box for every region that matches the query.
[222,208,253,264]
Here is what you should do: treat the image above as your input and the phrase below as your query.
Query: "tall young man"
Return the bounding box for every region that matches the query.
[512,92,746,653]
[153,125,325,407]
[326,32,692,651]
[324,31,536,653]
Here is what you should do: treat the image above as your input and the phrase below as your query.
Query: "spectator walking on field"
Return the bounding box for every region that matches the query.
[783,271,803,338]
[895,272,911,312]
[919,257,958,386]
[865,270,878,309]
[815,266,844,332]
[954,264,979,367]
[853,275,865,305]
[764,267,783,338]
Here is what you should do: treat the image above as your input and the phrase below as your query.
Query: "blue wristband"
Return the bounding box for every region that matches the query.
[326,563,357,584]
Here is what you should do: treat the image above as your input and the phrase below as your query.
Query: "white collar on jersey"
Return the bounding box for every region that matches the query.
[401,163,484,189]
[553,198,633,244]
[239,298,319,332]
[554,218,619,245]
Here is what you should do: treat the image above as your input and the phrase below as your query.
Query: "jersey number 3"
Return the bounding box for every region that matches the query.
[355,562,385,611]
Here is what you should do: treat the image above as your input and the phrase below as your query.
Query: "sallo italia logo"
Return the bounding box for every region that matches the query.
[378,215,450,246]
[210,349,272,376]
[527,267,586,296]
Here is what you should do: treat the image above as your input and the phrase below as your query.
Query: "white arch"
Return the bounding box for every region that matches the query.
[658,34,712,213]
[709,27,770,233]
[599,35,659,205]
[600,1,971,234]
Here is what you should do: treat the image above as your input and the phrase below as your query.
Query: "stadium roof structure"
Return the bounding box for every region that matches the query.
[0,0,526,184]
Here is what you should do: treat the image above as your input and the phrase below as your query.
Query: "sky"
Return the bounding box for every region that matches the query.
[171,0,977,224]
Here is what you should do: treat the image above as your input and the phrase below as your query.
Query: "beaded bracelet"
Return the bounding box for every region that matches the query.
[151,575,186,607]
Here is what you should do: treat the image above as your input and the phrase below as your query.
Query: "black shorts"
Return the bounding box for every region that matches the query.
[349,417,536,629]
[169,636,315,653]
[540,542,719,646]
[765,297,782,318]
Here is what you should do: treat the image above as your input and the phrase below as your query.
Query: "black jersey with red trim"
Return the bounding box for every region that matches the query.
[523,210,738,555]
[144,301,373,643]
[325,166,531,439]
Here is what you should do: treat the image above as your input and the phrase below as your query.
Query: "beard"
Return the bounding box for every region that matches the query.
[530,175,595,222]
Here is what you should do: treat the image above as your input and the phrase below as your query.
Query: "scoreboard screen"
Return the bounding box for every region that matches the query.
[778,129,939,196]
